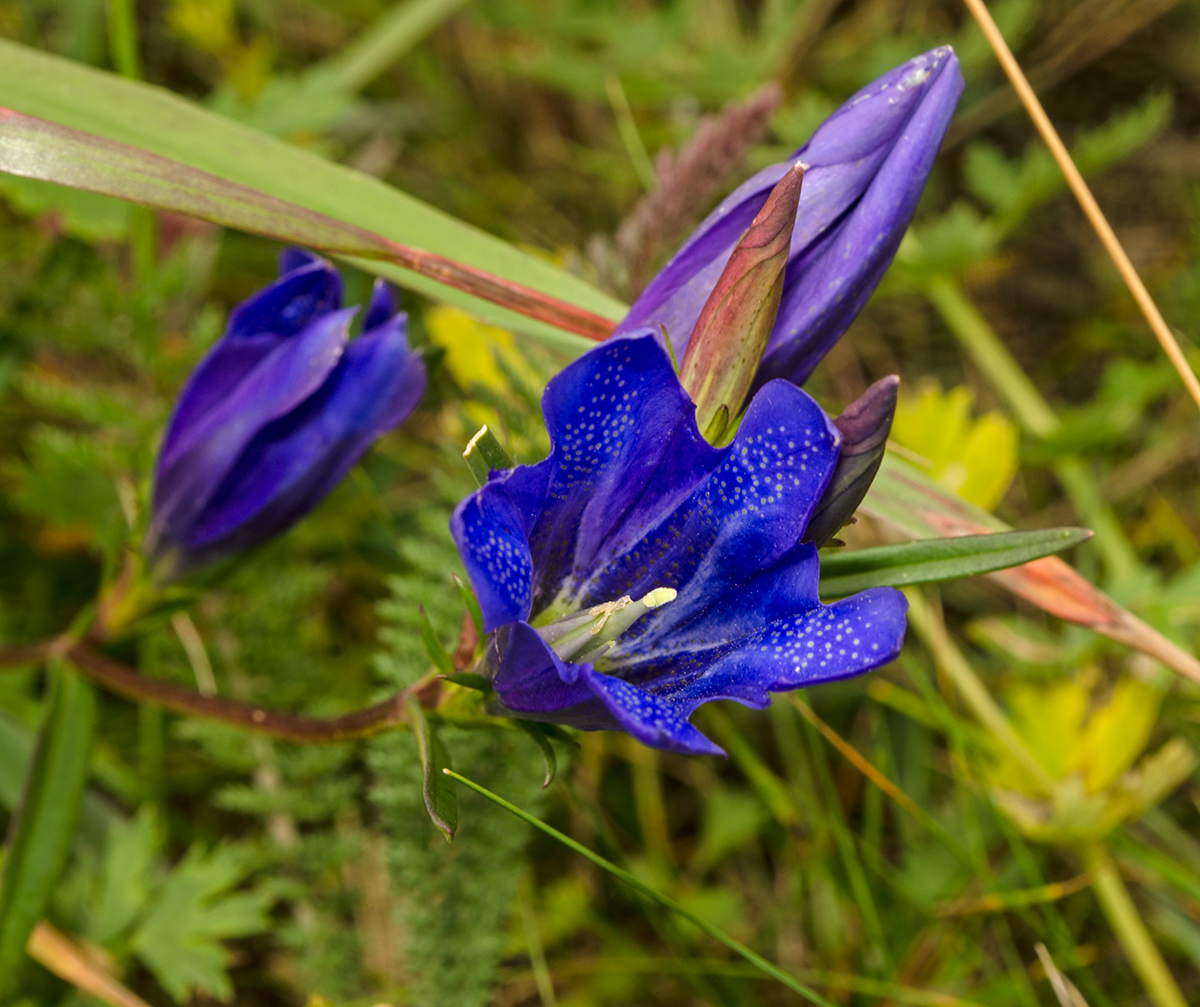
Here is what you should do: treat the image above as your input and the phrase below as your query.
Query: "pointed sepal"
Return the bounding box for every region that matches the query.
[805,375,898,547]
[679,163,803,440]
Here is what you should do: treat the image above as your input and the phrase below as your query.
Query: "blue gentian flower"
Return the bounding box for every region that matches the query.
[148,248,426,580]
[451,333,907,755]
[616,46,963,387]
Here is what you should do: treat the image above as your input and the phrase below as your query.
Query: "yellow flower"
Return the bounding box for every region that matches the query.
[891,382,1017,511]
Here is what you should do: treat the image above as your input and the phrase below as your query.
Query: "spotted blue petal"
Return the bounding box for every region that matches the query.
[452,332,907,755]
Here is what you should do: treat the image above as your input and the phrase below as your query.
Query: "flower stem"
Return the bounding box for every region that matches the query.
[54,644,424,744]
[1081,840,1187,1007]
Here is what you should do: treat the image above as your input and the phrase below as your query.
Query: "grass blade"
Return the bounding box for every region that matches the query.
[0,108,614,343]
[443,768,838,1007]
[0,663,96,992]
[0,39,625,351]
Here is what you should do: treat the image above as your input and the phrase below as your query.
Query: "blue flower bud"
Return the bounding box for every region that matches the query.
[617,47,964,388]
[148,249,426,581]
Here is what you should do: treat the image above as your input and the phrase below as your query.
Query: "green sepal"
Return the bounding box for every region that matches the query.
[462,425,514,487]
[442,672,491,693]
[452,572,485,645]
[514,721,558,789]
[818,527,1092,598]
[405,696,457,841]
[418,605,455,676]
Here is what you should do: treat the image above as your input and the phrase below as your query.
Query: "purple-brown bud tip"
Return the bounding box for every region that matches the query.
[679,162,803,441]
[804,375,899,546]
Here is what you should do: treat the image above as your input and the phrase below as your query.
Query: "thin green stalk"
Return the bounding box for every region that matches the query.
[898,650,1112,1005]
[321,0,468,93]
[800,717,891,969]
[1081,841,1187,1007]
[622,736,674,866]
[606,75,657,192]
[925,275,1139,583]
[518,895,558,1007]
[106,0,141,80]
[444,769,838,1007]
[905,591,1055,794]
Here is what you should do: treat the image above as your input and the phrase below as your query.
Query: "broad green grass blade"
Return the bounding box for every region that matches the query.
[0,39,625,353]
[0,664,96,992]
[818,527,1092,597]
[0,108,615,343]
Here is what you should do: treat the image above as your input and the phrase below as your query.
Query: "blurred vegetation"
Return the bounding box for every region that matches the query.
[3,0,1200,1004]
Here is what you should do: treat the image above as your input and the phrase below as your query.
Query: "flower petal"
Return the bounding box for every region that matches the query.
[150,308,352,557]
[758,54,964,384]
[174,317,425,567]
[486,622,723,755]
[362,277,397,333]
[452,462,551,631]
[526,332,707,612]
[160,259,342,470]
[602,561,906,716]
[578,376,841,627]
[579,666,724,755]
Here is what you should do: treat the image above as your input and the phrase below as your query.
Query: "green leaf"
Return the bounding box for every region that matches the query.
[405,696,457,841]
[0,663,96,993]
[88,805,158,946]
[0,39,626,352]
[0,108,613,344]
[131,843,270,1003]
[462,424,514,486]
[818,527,1092,598]
[514,721,558,789]
[418,605,455,677]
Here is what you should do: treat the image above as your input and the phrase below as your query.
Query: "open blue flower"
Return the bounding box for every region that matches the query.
[616,46,963,387]
[452,333,907,755]
[148,249,426,580]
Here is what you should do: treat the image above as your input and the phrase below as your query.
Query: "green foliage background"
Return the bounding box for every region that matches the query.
[2,0,1200,1005]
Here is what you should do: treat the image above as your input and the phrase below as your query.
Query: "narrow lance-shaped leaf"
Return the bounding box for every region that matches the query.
[818,527,1093,598]
[0,108,614,343]
[404,696,457,841]
[863,451,1200,684]
[0,663,96,993]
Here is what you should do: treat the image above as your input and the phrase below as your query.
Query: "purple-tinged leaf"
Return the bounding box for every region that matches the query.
[0,107,615,342]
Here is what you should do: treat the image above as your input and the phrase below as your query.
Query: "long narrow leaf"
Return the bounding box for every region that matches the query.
[0,39,625,351]
[0,664,96,992]
[862,452,1200,683]
[0,108,614,343]
[443,769,838,1007]
[819,527,1092,597]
